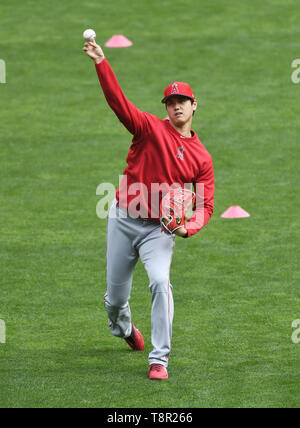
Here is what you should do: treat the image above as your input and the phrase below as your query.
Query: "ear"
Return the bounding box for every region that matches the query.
[192,100,198,112]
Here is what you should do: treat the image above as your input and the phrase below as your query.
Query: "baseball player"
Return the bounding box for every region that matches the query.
[83,41,215,380]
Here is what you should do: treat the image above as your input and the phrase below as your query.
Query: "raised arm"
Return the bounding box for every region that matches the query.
[83,41,150,137]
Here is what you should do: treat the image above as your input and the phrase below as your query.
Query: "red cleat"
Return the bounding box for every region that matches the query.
[148,364,168,380]
[125,323,144,351]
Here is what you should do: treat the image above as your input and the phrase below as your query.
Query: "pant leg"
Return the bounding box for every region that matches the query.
[138,226,175,368]
[105,200,139,338]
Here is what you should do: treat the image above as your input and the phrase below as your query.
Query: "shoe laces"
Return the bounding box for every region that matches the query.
[151,364,164,372]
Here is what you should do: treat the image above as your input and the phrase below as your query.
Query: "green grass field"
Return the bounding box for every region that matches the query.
[1,0,300,408]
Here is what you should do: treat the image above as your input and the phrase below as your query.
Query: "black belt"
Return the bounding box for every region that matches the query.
[117,201,159,223]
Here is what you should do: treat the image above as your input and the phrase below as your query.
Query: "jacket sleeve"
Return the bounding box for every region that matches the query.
[185,155,215,238]
[95,59,150,138]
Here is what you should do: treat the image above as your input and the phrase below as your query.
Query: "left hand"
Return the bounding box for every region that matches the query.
[161,216,188,238]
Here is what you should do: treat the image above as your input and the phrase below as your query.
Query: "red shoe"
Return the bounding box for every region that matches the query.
[148,364,168,380]
[125,323,144,351]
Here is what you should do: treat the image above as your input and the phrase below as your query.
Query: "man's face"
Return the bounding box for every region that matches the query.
[165,95,197,126]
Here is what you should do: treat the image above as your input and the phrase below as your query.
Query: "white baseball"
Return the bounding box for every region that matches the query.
[83,29,96,41]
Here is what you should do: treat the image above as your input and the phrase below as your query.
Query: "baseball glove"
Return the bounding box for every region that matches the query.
[160,187,196,235]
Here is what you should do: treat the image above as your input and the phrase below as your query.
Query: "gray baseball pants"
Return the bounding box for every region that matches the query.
[104,199,175,368]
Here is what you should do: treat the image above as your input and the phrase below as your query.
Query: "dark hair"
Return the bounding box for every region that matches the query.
[191,100,195,116]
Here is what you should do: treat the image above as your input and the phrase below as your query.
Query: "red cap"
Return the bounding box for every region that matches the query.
[162,82,195,104]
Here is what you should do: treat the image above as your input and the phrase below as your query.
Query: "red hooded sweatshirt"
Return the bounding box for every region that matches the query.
[95,59,214,238]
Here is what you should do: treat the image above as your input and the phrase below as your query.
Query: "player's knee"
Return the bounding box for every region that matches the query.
[149,274,170,294]
[104,293,128,309]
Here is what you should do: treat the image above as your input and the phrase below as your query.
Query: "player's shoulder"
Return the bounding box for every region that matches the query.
[146,113,166,124]
[193,132,213,160]
[139,111,163,127]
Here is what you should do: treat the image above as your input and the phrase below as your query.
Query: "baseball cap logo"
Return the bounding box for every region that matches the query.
[162,82,195,104]
[171,83,179,95]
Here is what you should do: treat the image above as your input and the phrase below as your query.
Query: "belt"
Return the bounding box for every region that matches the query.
[137,216,160,224]
[116,201,159,223]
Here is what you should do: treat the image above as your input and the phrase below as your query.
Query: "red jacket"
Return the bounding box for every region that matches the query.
[95,59,214,238]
